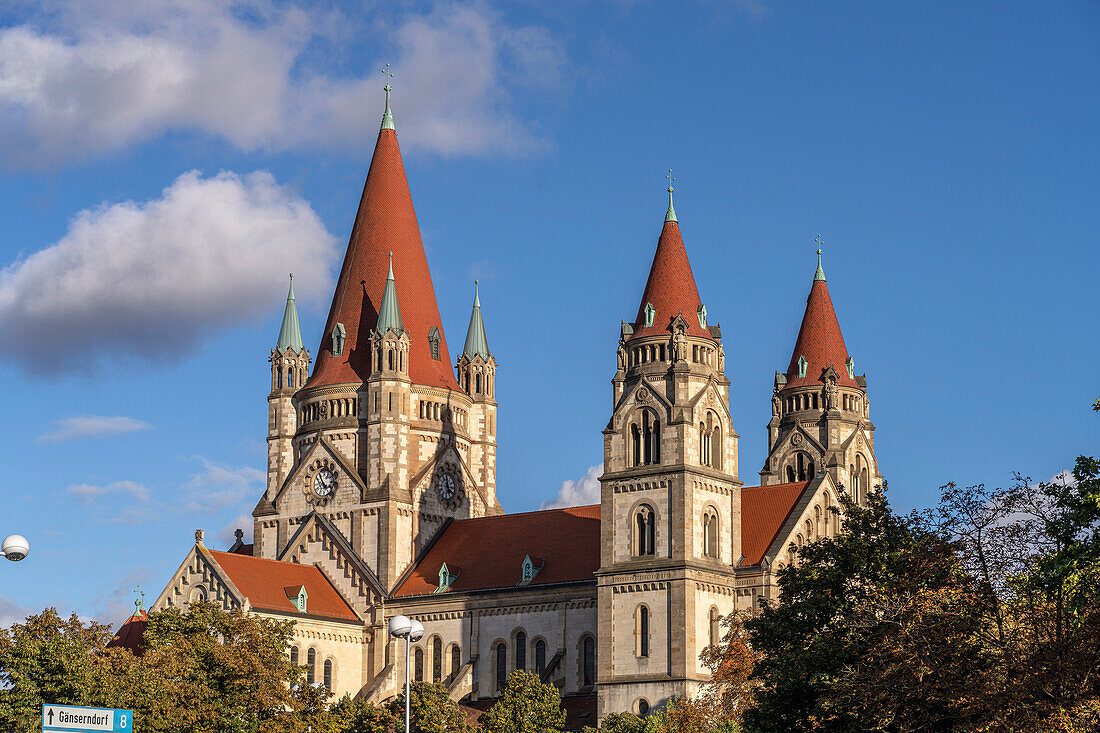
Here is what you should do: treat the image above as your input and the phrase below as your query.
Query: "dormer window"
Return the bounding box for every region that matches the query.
[428,326,441,360]
[518,555,542,586]
[436,563,459,593]
[331,322,347,357]
[797,355,808,378]
[284,585,308,613]
[644,302,655,328]
[845,356,855,379]
[697,304,707,329]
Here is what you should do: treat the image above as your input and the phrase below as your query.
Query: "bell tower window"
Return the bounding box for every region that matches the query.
[634,504,655,556]
[631,408,661,467]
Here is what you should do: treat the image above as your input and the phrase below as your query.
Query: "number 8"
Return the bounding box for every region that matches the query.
[120,714,128,728]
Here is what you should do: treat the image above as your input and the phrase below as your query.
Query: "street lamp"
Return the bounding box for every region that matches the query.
[1,535,28,562]
[388,614,424,733]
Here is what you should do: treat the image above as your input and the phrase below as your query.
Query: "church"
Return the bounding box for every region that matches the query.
[133,84,884,721]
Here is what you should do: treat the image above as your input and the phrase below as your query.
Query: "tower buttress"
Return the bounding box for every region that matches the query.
[261,276,310,556]
[456,280,498,507]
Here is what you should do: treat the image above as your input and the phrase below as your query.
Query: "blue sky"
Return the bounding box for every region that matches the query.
[0,0,1096,626]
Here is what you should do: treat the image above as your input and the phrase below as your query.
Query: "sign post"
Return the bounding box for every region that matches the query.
[41,704,132,733]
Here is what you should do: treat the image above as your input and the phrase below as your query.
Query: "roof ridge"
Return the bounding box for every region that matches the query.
[447,504,600,524]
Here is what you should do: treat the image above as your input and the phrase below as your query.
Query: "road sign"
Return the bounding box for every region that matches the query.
[41,704,132,732]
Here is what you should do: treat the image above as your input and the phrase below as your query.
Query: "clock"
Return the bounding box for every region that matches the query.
[437,473,456,501]
[314,468,335,497]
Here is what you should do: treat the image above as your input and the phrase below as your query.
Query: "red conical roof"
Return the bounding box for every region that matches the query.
[629,221,709,340]
[307,128,460,391]
[783,277,858,389]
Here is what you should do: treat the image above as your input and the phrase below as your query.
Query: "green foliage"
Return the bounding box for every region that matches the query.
[0,608,113,731]
[479,670,566,733]
[325,695,394,733]
[387,681,470,733]
[585,711,645,733]
[743,489,981,733]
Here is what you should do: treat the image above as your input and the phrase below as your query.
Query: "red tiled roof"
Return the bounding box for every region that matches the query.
[741,481,809,565]
[394,505,601,597]
[208,550,359,621]
[306,127,461,391]
[629,221,710,340]
[783,279,858,390]
[230,543,253,556]
[106,610,148,654]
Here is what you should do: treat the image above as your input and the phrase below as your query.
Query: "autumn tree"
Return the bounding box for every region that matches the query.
[479,670,566,733]
[742,490,985,733]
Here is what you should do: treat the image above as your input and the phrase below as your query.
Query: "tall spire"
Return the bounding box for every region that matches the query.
[377,252,404,334]
[463,280,490,359]
[665,169,677,223]
[628,175,706,340]
[782,247,857,390]
[381,64,395,131]
[306,71,460,391]
[276,274,304,351]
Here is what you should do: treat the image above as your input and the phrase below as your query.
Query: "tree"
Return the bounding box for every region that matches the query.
[479,670,566,733]
[0,609,113,732]
[325,695,394,733]
[387,682,470,733]
[743,489,987,733]
[584,712,646,733]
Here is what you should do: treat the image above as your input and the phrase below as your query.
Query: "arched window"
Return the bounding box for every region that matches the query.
[432,636,442,682]
[709,606,721,648]
[515,631,527,671]
[495,642,507,691]
[190,586,206,604]
[631,409,660,467]
[287,368,294,388]
[306,648,316,684]
[414,647,424,682]
[699,412,721,468]
[535,639,547,674]
[631,424,641,467]
[703,510,719,558]
[638,699,650,717]
[634,504,655,556]
[290,646,299,667]
[788,451,815,482]
[450,644,461,681]
[475,374,481,393]
[388,349,394,371]
[636,605,650,657]
[582,636,596,687]
[323,659,333,691]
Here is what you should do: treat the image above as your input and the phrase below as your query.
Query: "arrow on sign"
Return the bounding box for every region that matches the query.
[48,708,54,726]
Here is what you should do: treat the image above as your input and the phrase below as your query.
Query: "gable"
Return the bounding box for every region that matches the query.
[740,481,810,565]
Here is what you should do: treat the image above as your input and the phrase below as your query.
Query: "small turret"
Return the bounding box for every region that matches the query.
[371,252,410,378]
[457,280,496,401]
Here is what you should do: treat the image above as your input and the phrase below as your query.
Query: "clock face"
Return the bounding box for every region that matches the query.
[437,474,456,500]
[314,469,335,497]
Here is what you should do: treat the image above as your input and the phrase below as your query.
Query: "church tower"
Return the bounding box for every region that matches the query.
[760,249,882,503]
[267,276,311,503]
[252,80,503,590]
[596,180,742,718]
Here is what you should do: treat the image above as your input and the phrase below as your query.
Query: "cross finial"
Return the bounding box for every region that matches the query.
[664,169,678,223]
[381,64,395,130]
[814,235,826,282]
[133,587,145,612]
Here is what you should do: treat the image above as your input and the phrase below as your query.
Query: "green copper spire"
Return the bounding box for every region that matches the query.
[814,235,826,282]
[381,64,395,131]
[665,169,677,223]
[276,274,304,351]
[377,252,404,334]
[463,280,490,359]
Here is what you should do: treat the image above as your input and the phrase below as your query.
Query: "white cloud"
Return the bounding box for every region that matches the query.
[1047,469,1076,486]
[38,415,151,443]
[0,0,566,166]
[0,169,338,373]
[68,479,150,503]
[0,595,36,628]
[180,457,264,514]
[215,514,254,549]
[542,463,603,509]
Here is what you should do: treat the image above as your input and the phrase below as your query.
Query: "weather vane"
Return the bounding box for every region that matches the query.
[666,168,675,192]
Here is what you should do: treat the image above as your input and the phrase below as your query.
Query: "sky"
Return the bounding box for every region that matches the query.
[0,0,1097,628]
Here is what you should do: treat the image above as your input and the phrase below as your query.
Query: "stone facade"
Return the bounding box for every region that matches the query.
[146,97,881,724]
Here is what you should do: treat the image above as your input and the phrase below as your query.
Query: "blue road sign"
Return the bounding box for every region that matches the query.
[41,704,133,732]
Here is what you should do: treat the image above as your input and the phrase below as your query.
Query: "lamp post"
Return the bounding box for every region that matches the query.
[1,535,28,562]
[388,614,424,733]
